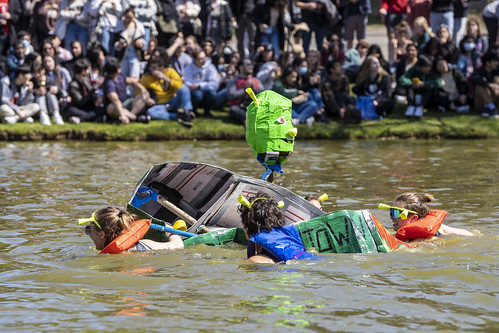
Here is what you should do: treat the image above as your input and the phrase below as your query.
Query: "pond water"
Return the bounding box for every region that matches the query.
[0,140,498,331]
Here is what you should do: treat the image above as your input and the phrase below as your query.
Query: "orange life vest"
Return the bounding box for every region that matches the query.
[371,213,411,250]
[100,219,151,254]
[395,209,447,241]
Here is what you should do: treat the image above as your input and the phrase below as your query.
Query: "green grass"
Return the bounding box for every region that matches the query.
[1,106,498,141]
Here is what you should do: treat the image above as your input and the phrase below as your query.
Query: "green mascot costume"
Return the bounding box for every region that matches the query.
[245,88,297,181]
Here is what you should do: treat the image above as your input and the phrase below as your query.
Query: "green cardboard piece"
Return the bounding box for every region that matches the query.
[246,90,295,164]
[295,210,390,254]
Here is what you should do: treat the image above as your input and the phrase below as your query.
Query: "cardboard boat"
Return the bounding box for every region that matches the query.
[127,162,408,253]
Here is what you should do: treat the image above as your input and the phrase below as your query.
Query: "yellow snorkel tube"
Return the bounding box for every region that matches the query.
[378,203,418,219]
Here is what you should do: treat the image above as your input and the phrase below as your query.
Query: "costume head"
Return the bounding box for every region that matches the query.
[245,89,297,180]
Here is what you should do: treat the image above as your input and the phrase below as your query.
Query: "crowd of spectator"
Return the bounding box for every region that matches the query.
[1,0,499,127]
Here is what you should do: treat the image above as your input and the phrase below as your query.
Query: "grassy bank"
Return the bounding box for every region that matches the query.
[1,108,498,141]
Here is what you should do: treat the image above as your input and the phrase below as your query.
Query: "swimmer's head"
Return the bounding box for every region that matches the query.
[79,207,136,250]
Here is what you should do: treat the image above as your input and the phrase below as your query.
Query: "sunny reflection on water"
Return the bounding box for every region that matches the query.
[0,140,498,332]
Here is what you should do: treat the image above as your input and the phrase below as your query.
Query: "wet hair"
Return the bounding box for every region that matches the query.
[238,190,285,237]
[104,56,120,75]
[94,207,138,247]
[393,192,434,218]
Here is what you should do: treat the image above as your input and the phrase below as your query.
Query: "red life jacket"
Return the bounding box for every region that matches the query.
[100,219,151,254]
[371,213,410,250]
[229,77,260,106]
[396,209,447,241]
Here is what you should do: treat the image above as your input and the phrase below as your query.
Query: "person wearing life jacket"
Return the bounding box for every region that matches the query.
[78,207,184,254]
[387,192,474,243]
[238,190,320,263]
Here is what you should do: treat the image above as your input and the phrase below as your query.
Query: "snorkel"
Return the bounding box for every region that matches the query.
[378,203,418,220]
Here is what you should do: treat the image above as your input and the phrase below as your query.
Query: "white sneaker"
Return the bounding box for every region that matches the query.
[305,116,315,127]
[69,116,81,124]
[414,106,424,117]
[23,116,34,123]
[40,112,51,126]
[456,105,470,113]
[394,95,407,103]
[292,118,300,126]
[2,116,18,124]
[405,105,415,117]
[481,112,490,117]
[53,113,64,125]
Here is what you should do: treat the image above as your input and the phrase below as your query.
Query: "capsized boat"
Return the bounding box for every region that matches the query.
[127,162,408,253]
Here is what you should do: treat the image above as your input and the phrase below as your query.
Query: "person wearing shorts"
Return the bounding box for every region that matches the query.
[340,0,371,49]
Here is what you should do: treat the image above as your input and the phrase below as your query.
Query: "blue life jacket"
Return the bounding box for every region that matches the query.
[248,225,320,262]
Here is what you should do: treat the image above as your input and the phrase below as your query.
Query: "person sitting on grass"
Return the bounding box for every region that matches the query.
[272,66,320,126]
[139,56,194,127]
[320,59,355,120]
[227,57,264,124]
[431,56,469,112]
[183,48,226,118]
[0,64,41,124]
[6,41,26,80]
[398,54,442,118]
[31,61,65,125]
[65,59,107,124]
[103,57,152,124]
[352,55,395,117]
[471,52,499,118]
[238,190,320,264]
[79,207,184,253]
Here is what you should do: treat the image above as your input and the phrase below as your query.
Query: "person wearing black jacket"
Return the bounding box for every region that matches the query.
[230,0,256,56]
[199,0,234,45]
[471,52,499,118]
[64,59,106,123]
[156,0,179,47]
[353,55,394,117]
[431,56,469,112]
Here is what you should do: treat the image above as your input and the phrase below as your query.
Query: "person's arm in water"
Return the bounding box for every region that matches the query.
[138,234,184,250]
[249,254,276,264]
[438,224,474,237]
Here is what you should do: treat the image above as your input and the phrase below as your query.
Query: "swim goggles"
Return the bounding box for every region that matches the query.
[378,203,418,220]
[78,212,102,229]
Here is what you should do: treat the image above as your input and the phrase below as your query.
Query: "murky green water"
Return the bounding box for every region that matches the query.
[1,140,498,332]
